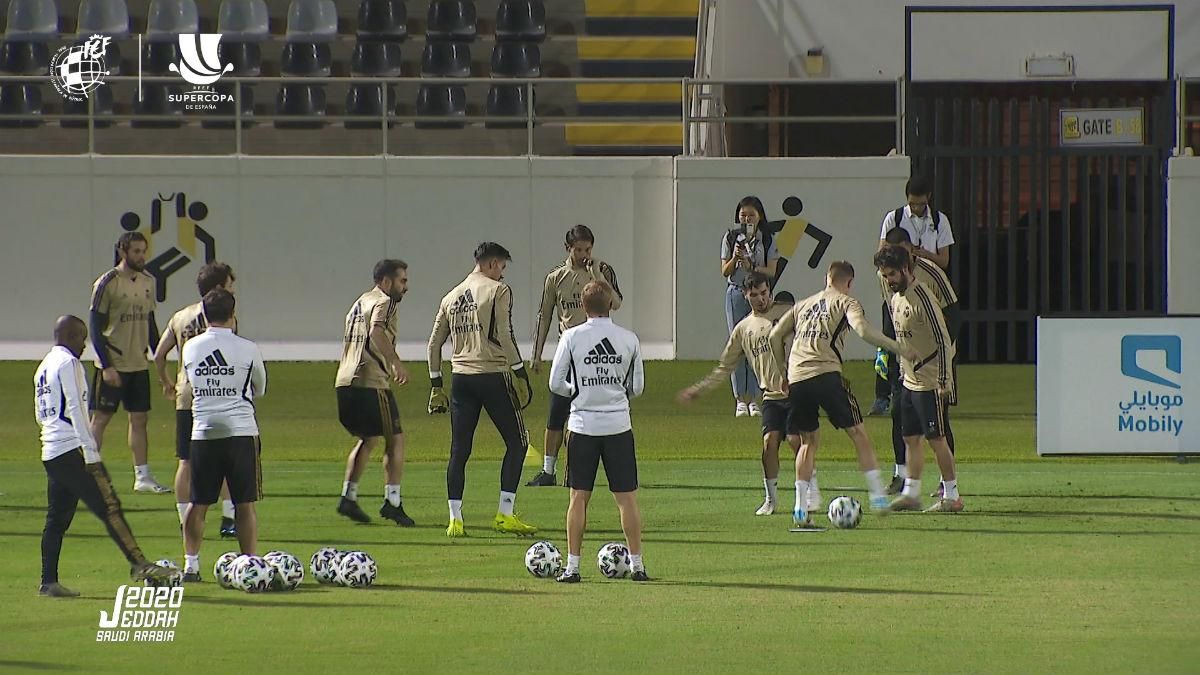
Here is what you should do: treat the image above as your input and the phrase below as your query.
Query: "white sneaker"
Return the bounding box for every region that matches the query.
[806,488,822,513]
[748,402,761,417]
[755,499,775,516]
[735,402,749,417]
[133,478,171,494]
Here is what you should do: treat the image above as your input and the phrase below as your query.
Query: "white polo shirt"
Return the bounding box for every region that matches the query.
[34,346,100,462]
[548,317,644,436]
[183,327,267,440]
[879,205,955,256]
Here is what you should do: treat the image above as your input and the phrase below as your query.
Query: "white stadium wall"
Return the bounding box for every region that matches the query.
[1167,157,1200,315]
[711,0,1200,80]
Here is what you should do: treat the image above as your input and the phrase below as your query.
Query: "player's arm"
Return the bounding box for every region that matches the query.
[547,333,575,398]
[497,285,525,369]
[426,304,450,385]
[679,331,743,402]
[921,288,955,391]
[152,322,178,399]
[147,310,160,354]
[88,279,114,371]
[531,272,557,366]
[767,308,796,387]
[923,213,954,270]
[599,263,623,310]
[942,300,961,344]
[62,360,100,462]
[627,339,645,399]
[249,348,268,398]
[846,299,909,358]
[369,300,406,385]
[877,210,894,251]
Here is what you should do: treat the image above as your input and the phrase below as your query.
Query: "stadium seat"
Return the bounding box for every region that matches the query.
[280,42,331,76]
[218,0,269,40]
[131,84,183,128]
[495,0,545,43]
[200,82,254,129]
[351,40,401,76]
[357,0,406,41]
[0,40,50,74]
[218,40,261,76]
[484,83,527,128]
[145,0,199,41]
[426,0,476,42]
[5,0,59,39]
[141,40,179,74]
[420,41,470,78]
[490,41,540,78]
[77,0,130,36]
[275,83,326,128]
[415,84,465,128]
[61,82,114,127]
[345,83,395,129]
[286,0,338,43]
[0,82,42,127]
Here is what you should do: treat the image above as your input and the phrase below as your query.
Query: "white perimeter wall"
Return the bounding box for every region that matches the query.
[1167,157,1200,315]
[711,0,1198,80]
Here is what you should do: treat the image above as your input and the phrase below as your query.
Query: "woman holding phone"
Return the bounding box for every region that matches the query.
[719,196,779,417]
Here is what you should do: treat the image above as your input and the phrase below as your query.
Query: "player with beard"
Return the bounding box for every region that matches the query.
[88,232,168,494]
[334,260,415,526]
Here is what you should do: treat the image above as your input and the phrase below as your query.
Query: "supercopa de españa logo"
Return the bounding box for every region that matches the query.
[97,585,183,643]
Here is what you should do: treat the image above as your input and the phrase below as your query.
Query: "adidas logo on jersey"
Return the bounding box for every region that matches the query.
[194,350,236,376]
[584,338,622,365]
[451,289,478,314]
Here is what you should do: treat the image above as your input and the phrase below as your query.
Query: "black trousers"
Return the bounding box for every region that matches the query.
[447,372,529,501]
[41,450,146,584]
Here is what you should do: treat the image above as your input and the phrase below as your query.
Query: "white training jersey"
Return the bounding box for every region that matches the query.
[182,327,267,440]
[548,317,644,436]
[34,346,100,462]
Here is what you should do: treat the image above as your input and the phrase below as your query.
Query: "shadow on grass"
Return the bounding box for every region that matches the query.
[0,661,83,672]
[940,510,1200,522]
[0,505,163,514]
[882,525,1180,536]
[967,492,1200,503]
[369,583,546,596]
[654,579,972,597]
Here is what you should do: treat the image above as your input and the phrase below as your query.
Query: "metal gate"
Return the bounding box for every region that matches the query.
[906,83,1173,363]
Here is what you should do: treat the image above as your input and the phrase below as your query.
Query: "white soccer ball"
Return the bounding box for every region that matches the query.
[214,552,240,589]
[330,550,351,585]
[827,495,863,529]
[337,551,377,588]
[524,541,563,578]
[310,547,341,584]
[233,555,274,593]
[265,551,305,591]
[146,558,183,587]
[596,542,630,579]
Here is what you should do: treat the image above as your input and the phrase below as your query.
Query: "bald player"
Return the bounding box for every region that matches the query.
[35,316,175,596]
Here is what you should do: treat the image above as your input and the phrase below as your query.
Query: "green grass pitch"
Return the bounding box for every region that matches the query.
[0,361,1196,674]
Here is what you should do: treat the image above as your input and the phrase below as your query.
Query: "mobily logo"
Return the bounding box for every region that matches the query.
[169,34,234,86]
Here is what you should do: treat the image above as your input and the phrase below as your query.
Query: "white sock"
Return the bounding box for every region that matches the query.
[565,554,580,574]
[764,478,778,504]
[184,554,199,574]
[895,464,906,478]
[176,503,188,526]
[221,500,235,519]
[902,478,921,499]
[864,469,883,498]
[629,553,644,572]
[385,484,401,507]
[542,454,557,475]
[498,491,516,516]
[810,471,820,494]
[135,464,152,480]
[448,499,463,521]
[342,481,358,501]
[794,480,810,514]
[942,479,959,500]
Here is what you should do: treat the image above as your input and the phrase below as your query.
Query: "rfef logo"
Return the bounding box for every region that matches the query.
[1120,335,1181,389]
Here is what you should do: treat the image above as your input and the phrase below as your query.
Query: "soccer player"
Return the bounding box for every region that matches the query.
[89,232,169,493]
[35,316,175,597]
[153,262,239,538]
[527,224,624,487]
[767,261,917,528]
[333,259,414,527]
[548,281,648,583]
[874,246,963,513]
[427,242,538,537]
[677,272,794,516]
[870,175,954,416]
[181,290,268,580]
[877,228,961,496]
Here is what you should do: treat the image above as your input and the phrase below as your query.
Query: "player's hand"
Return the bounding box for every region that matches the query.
[427,387,448,414]
[161,382,176,401]
[778,378,790,396]
[528,359,542,374]
[102,367,121,387]
[676,386,699,404]
[389,360,409,386]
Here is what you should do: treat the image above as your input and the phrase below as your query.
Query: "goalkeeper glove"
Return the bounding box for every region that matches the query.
[428,377,448,414]
[873,348,889,379]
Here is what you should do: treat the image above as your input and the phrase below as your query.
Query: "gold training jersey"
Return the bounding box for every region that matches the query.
[890,281,956,392]
[771,288,866,383]
[428,272,523,376]
[877,256,958,309]
[532,259,622,359]
[335,287,398,389]
[165,302,207,410]
[694,303,790,400]
[90,267,156,372]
